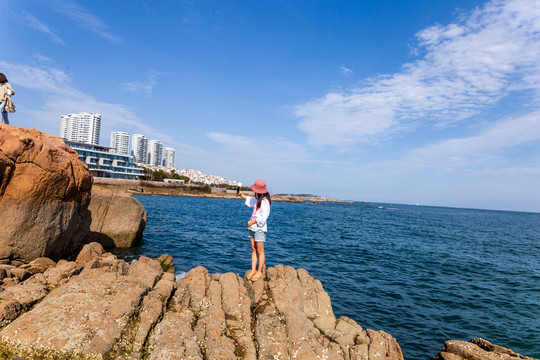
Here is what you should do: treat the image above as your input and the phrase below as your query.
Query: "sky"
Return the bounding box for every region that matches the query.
[2,0,540,213]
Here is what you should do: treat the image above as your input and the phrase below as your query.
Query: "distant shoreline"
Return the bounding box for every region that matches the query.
[133,191,355,204]
[91,178,353,204]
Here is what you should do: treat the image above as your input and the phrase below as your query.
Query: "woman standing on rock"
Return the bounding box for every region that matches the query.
[237,179,271,281]
[0,73,15,124]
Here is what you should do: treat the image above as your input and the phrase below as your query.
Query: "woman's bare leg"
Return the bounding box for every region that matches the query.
[250,237,257,272]
[255,241,265,274]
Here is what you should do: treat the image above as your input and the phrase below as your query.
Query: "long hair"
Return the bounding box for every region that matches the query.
[256,192,271,209]
[0,73,7,84]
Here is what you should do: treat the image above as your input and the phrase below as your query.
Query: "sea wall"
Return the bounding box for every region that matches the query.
[93,177,211,195]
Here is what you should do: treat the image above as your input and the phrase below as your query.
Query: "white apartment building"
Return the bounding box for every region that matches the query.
[60,112,101,145]
[131,134,148,164]
[110,131,130,155]
[163,147,176,168]
[148,140,163,166]
[66,140,143,180]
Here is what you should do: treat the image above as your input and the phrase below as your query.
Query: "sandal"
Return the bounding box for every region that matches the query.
[251,272,263,281]
[246,270,256,280]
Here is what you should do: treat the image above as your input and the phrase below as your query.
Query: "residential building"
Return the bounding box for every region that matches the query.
[65,140,143,180]
[164,178,184,184]
[60,112,101,145]
[131,134,148,164]
[110,131,130,155]
[148,140,163,166]
[163,147,176,168]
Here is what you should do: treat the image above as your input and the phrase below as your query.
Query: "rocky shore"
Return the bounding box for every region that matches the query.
[0,244,535,360]
[0,124,536,359]
[0,242,402,359]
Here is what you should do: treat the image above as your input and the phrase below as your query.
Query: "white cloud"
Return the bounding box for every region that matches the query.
[327,107,540,210]
[295,0,540,147]
[340,65,352,74]
[120,73,159,96]
[403,109,540,171]
[0,61,175,146]
[31,54,54,63]
[296,91,396,149]
[48,0,122,42]
[206,132,343,193]
[19,12,65,45]
[207,132,311,164]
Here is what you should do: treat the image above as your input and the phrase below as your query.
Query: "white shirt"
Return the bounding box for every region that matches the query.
[245,196,270,232]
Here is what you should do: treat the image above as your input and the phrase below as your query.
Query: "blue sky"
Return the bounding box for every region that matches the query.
[2,0,540,212]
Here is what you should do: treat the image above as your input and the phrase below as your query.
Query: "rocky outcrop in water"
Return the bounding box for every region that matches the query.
[0,125,93,263]
[88,192,147,248]
[432,338,537,360]
[0,243,404,360]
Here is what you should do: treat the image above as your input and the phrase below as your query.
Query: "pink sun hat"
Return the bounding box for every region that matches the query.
[251,179,268,194]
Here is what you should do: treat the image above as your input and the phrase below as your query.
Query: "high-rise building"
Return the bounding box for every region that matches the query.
[110,131,130,155]
[148,140,163,166]
[163,147,176,168]
[131,134,148,164]
[60,112,101,145]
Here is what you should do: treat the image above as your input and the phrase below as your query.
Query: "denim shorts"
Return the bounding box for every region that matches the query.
[249,229,267,243]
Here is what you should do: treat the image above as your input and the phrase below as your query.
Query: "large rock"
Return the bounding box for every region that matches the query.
[0,125,92,262]
[148,265,404,360]
[88,192,146,248]
[432,338,537,360]
[0,252,405,360]
[0,243,169,358]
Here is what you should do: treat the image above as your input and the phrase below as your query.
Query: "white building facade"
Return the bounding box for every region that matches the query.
[148,140,163,166]
[60,112,101,145]
[131,134,148,164]
[66,140,143,180]
[163,147,176,168]
[110,131,130,155]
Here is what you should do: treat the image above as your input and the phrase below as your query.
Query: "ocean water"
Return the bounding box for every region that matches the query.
[113,195,540,360]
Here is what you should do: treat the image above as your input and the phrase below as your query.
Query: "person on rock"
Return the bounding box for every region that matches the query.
[0,73,15,125]
[237,179,271,281]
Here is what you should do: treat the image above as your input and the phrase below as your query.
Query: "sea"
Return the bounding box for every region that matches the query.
[112,195,540,360]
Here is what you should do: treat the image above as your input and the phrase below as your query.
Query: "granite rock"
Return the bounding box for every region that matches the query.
[432,338,537,360]
[0,251,406,360]
[0,125,92,262]
[88,192,147,248]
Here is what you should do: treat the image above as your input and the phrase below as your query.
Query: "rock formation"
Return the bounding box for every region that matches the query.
[0,243,404,360]
[88,192,146,248]
[0,125,93,263]
[432,338,537,360]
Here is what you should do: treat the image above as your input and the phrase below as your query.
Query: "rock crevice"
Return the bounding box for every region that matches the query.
[0,245,407,360]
